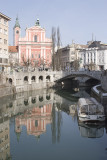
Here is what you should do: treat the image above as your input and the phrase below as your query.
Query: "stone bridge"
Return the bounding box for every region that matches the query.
[5,70,63,93]
[55,70,102,87]
[57,70,102,81]
[1,70,102,94]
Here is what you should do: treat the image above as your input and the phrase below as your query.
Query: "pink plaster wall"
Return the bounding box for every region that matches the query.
[18,25,52,67]
[14,27,20,46]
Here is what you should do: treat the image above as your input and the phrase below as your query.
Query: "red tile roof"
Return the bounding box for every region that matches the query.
[8,46,19,53]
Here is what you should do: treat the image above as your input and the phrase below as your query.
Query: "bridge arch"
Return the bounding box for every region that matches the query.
[31,97,36,104]
[39,76,43,82]
[46,75,50,82]
[85,78,100,86]
[9,78,12,84]
[31,76,36,82]
[24,99,29,106]
[24,76,28,82]
[46,94,50,100]
[39,96,43,102]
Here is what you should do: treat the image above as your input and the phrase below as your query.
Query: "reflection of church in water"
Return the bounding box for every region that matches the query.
[15,104,52,140]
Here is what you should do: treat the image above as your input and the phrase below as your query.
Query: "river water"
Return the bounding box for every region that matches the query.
[0,88,107,160]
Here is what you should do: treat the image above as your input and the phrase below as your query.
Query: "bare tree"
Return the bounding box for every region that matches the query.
[51,27,56,71]
[57,27,61,50]
[71,59,80,71]
[88,62,96,70]
[21,55,32,71]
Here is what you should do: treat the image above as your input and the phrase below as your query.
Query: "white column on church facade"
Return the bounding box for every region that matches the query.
[44,48,46,59]
[29,47,31,59]
[19,47,21,63]
[41,32,42,42]
[41,48,43,58]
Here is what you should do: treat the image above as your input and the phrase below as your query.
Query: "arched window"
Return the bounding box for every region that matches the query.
[32,98,36,104]
[31,76,36,82]
[24,76,28,81]
[24,99,29,106]
[39,96,43,102]
[9,78,12,84]
[46,75,50,82]
[46,95,50,100]
[39,76,43,81]
[34,35,37,42]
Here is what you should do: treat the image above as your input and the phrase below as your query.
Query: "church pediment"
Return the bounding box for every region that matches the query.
[27,26,45,31]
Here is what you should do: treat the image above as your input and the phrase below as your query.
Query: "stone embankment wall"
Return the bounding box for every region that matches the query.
[101,70,107,92]
[0,85,16,97]
[0,70,63,98]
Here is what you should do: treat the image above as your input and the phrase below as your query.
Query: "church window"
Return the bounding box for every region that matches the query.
[16,30,19,34]
[34,35,37,42]
[35,120,38,127]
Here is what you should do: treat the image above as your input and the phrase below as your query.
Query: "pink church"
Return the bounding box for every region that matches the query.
[13,17,52,68]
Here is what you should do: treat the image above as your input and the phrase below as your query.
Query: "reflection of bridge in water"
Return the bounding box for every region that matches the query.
[0,89,64,143]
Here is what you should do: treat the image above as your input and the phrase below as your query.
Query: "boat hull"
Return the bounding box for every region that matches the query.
[78,115,105,122]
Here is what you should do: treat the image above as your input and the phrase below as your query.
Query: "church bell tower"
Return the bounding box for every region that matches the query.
[13,16,21,46]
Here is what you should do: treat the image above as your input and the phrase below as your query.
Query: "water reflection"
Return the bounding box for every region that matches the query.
[15,104,52,141]
[0,119,11,160]
[0,88,107,159]
[78,122,105,138]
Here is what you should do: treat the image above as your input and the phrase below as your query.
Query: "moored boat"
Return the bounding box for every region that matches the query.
[77,98,105,122]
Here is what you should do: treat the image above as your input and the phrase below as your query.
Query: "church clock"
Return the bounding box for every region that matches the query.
[16,30,19,34]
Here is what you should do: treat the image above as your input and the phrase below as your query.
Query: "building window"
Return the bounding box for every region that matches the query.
[0,58,2,63]
[4,39,7,44]
[39,54,40,58]
[4,29,7,35]
[0,28,2,33]
[0,48,2,53]
[0,38,2,43]
[35,120,38,127]
[34,35,37,42]
[32,54,33,58]
[5,134,8,140]
[3,58,8,63]
[4,19,7,25]
[4,49,7,54]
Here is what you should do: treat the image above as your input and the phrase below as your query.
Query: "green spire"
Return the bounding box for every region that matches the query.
[35,18,40,26]
[14,16,20,28]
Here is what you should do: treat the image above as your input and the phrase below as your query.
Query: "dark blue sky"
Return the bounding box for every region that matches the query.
[1,0,107,46]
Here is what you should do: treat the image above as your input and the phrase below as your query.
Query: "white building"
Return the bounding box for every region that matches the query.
[0,12,11,72]
[55,43,87,71]
[80,41,107,70]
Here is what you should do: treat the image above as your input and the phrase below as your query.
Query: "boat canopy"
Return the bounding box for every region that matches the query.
[78,98,104,115]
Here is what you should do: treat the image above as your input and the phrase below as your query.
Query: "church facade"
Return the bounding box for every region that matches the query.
[13,18,52,68]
